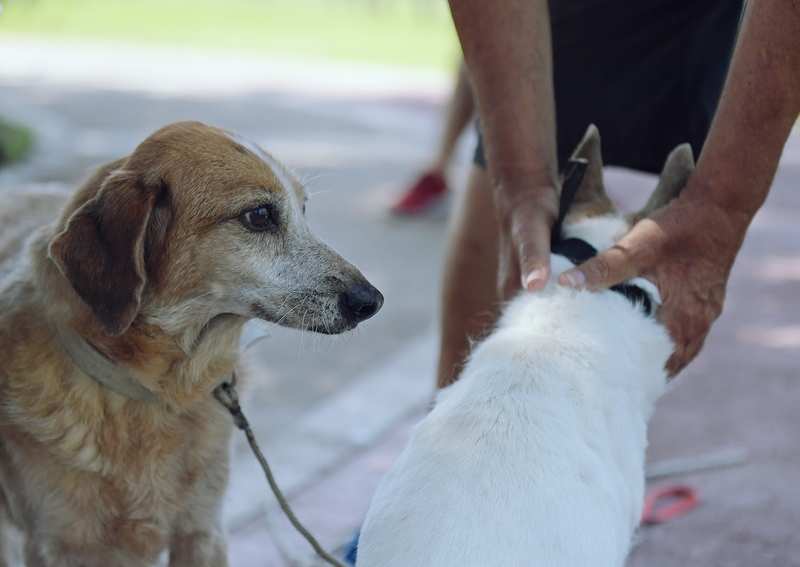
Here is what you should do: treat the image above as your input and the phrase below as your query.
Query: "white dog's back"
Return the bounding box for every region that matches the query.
[358,267,670,567]
[358,127,692,567]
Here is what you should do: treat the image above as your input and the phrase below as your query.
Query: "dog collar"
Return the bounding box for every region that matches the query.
[551,159,654,316]
[52,322,158,402]
[552,237,654,315]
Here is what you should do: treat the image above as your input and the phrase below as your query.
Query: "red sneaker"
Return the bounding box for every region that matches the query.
[390,171,448,216]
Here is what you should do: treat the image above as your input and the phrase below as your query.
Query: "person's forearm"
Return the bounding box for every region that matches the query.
[448,0,558,199]
[685,0,800,221]
[449,0,559,292]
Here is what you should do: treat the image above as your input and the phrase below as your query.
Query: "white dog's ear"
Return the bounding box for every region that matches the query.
[567,124,615,211]
[630,144,695,223]
[49,168,170,336]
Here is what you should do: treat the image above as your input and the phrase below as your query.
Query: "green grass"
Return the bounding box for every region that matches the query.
[0,0,460,70]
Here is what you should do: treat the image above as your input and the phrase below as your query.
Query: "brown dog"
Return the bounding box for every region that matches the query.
[0,122,383,566]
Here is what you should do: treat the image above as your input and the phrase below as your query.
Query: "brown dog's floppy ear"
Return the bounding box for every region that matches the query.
[567,124,614,210]
[49,169,167,336]
[631,143,695,223]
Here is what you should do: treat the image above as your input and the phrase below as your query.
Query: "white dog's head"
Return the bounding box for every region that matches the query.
[48,121,383,339]
[558,124,695,254]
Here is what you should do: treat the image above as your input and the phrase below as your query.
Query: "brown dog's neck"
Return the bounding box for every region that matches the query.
[83,315,245,407]
[33,237,246,409]
[76,308,246,409]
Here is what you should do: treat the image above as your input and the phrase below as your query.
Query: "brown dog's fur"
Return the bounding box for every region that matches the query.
[0,122,380,566]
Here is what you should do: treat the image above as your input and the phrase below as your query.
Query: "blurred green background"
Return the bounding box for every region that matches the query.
[0,0,460,70]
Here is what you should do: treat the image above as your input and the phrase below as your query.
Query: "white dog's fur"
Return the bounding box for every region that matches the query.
[357,127,694,567]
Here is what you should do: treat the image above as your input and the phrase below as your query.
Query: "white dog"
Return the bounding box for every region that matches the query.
[357,126,694,567]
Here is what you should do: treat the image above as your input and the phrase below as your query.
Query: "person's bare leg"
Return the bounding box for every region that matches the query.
[436,166,500,388]
[391,63,474,214]
[430,61,475,173]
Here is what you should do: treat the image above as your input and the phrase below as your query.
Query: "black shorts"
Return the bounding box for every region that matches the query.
[474,0,744,174]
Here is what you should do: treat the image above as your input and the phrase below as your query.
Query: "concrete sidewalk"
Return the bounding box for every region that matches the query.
[1,38,798,567]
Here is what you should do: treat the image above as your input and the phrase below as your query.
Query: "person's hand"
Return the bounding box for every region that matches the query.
[559,193,749,376]
[495,179,559,300]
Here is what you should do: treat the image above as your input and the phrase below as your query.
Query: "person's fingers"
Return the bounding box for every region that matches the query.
[497,231,522,300]
[665,332,706,377]
[509,202,553,292]
[559,244,640,291]
[659,299,713,377]
[666,344,692,376]
[559,218,666,290]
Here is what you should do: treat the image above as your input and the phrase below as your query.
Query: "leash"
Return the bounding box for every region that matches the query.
[641,485,699,526]
[640,448,749,526]
[646,447,748,481]
[550,157,588,245]
[214,376,348,567]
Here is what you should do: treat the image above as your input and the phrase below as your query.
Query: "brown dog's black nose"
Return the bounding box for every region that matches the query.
[339,283,384,323]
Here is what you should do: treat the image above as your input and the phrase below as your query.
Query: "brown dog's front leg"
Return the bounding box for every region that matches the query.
[23,538,49,567]
[0,513,7,567]
[169,439,230,567]
[0,485,12,567]
[169,530,227,567]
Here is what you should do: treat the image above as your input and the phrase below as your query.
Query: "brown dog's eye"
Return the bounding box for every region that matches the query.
[240,205,278,232]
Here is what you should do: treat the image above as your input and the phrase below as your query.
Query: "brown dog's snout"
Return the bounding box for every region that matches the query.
[338,282,384,323]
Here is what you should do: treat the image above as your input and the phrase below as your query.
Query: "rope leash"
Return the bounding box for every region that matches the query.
[214,376,347,567]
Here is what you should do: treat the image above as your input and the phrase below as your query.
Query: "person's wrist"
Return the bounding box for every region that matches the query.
[679,178,755,237]
[491,170,559,225]
[490,164,558,192]
[660,186,751,283]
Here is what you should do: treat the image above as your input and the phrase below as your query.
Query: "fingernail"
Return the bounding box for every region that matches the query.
[523,268,548,291]
[559,270,586,289]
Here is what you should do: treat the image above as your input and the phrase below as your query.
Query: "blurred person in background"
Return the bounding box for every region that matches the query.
[437,0,800,389]
[390,61,474,215]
